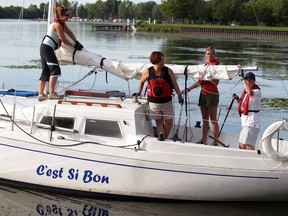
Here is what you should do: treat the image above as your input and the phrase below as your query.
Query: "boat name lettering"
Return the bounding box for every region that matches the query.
[36,165,109,184]
[83,170,109,184]
[36,165,64,179]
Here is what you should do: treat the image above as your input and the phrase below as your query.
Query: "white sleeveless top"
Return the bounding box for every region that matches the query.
[42,22,59,49]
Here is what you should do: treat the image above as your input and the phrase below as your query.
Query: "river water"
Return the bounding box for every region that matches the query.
[0,19,288,215]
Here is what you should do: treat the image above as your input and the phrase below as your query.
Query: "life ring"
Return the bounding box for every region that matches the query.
[260,120,288,162]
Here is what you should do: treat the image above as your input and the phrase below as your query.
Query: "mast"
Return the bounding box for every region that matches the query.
[47,0,57,29]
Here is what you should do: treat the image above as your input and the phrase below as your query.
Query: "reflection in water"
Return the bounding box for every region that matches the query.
[0,184,287,216]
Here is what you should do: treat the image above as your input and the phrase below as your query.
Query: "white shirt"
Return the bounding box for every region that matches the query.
[240,89,262,127]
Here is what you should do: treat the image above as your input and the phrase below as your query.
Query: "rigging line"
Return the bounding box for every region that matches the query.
[1,6,25,88]
[59,68,97,93]
[251,1,288,96]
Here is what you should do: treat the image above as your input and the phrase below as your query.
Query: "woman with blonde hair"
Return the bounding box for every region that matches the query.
[184,47,220,145]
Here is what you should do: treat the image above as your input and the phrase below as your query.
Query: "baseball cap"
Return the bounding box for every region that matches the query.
[244,72,255,81]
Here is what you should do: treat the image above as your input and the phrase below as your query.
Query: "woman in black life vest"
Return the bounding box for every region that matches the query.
[38,4,83,101]
[137,51,184,140]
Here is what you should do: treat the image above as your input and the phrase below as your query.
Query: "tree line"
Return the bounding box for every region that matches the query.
[1,0,288,26]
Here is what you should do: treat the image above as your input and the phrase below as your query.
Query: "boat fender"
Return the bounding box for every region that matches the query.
[260,120,288,162]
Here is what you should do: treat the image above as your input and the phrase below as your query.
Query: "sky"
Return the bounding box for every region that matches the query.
[1,0,162,7]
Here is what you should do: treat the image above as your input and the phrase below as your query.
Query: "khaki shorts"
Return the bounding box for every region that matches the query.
[239,126,260,146]
[198,93,219,107]
[149,101,174,120]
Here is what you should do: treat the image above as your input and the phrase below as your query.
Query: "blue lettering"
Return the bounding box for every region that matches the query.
[101,176,109,184]
[35,165,63,179]
[83,170,109,184]
[36,165,46,176]
[68,168,79,180]
[93,174,101,182]
[83,170,93,183]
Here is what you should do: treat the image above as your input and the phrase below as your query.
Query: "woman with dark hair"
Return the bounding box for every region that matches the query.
[137,51,184,140]
[38,4,83,101]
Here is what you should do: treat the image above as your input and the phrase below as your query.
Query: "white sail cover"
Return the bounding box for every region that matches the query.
[55,44,256,81]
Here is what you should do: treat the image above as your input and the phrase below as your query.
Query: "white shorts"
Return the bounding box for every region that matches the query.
[148,101,173,120]
[239,126,260,146]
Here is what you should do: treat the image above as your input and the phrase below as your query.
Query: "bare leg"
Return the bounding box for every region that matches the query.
[164,119,173,139]
[155,118,165,138]
[38,80,47,95]
[200,106,209,143]
[208,106,219,143]
[49,76,58,94]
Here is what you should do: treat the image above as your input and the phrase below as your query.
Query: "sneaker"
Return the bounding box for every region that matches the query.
[197,140,207,145]
[48,92,63,100]
[158,133,165,141]
[37,94,48,101]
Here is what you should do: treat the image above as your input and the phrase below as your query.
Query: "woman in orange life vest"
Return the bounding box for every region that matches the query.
[183,46,220,145]
[38,4,83,101]
[232,72,261,150]
[137,51,184,140]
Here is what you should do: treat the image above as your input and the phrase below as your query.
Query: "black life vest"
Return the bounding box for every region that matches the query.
[147,66,172,102]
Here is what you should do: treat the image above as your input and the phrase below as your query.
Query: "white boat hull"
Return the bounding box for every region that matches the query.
[0,93,288,201]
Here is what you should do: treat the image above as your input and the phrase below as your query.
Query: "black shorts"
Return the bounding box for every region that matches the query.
[198,93,219,107]
[39,44,61,81]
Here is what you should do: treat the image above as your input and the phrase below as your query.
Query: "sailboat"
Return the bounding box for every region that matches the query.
[0,0,288,201]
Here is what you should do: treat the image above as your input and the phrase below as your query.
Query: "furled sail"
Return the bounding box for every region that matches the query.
[55,43,256,81]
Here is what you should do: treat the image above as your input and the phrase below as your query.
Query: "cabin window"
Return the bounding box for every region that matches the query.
[85,119,122,138]
[40,116,75,129]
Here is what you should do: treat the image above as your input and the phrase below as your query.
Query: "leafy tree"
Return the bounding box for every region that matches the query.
[77,4,87,18]
[0,7,4,18]
[160,0,204,23]
[94,0,106,19]
[159,0,178,22]
[2,6,23,19]
[152,5,166,22]
[118,0,134,19]
[134,2,156,21]
[39,3,48,19]
[24,4,40,19]
[210,0,243,24]
[105,0,120,20]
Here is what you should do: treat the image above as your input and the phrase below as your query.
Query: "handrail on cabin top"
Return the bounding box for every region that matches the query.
[57,100,122,108]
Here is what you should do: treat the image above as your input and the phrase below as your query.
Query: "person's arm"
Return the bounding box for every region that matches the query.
[186,82,199,92]
[137,69,148,95]
[63,22,77,42]
[168,68,181,95]
[211,79,219,86]
[169,68,184,104]
[54,22,75,47]
[243,80,254,96]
